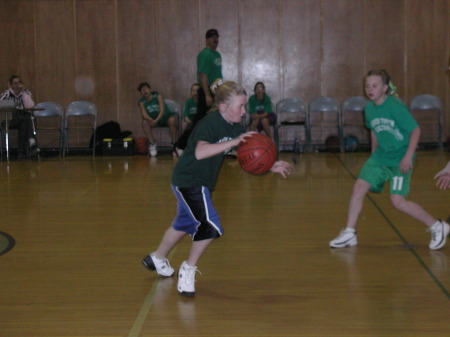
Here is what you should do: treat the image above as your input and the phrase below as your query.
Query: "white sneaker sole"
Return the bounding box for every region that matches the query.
[329,236,358,248]
[429,222,450,250]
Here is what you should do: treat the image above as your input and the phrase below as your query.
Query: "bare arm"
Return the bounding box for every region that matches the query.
[370,130,378,153]
[195,131,256,160]
[434,160,450,190]
[399,127,420,174]
[139,102,152,121]
[155,95,165,122]
[22,93,35,109]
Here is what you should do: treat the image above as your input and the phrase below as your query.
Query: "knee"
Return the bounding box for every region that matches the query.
[390,194,406,210]
[352,179,370,198]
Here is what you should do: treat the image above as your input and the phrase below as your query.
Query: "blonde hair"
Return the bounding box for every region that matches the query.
[210,79,247,105]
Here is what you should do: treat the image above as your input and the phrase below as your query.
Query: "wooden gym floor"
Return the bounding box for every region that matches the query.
[0,150,449,337]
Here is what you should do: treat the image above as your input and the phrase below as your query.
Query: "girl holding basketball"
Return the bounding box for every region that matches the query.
[330,69,449,250]
[142,80,293,296]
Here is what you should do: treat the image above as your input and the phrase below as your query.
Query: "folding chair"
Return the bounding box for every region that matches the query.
[64,101,97,155]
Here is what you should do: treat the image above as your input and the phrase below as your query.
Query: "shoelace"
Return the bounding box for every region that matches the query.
[161,258,173,269]
[151,255,172,270]
[184,266,201,283]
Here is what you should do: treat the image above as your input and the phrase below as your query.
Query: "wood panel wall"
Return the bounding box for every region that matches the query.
[0,0,448,143]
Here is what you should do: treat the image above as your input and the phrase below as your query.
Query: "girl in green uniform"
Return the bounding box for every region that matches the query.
[330,70,449,250]
[138,82,178,156]
[248,82,276,139]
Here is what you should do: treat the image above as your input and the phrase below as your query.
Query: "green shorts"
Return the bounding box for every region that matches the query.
[155,113,176,127]
[358,157,412,196]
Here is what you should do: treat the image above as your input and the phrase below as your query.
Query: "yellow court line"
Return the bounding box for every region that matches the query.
[127,281,160,337]
[128,251,176,337]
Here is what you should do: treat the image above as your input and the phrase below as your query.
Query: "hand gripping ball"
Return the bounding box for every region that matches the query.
[237,134,277,175]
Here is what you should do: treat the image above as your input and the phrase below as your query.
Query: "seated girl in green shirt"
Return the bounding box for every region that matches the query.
[138,82,178,156]
[248,82,276,140]
[183,83,200,126]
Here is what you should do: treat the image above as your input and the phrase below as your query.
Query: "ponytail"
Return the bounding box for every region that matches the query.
[210,79,247,105]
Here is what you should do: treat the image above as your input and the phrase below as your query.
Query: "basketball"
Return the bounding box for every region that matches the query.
[135,137,148,154]
[325,135,340,152]
[344,135,359,152]
[237,133,277,175]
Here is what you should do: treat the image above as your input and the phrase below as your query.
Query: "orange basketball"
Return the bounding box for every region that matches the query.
[237,134,277,175]
[135,137,148,154]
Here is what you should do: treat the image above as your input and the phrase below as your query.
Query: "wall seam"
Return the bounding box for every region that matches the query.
[73,0,77,99]
[279,0,284,99]
[33,1,38,99]
[115,0,120,121]
[403,0,408,101]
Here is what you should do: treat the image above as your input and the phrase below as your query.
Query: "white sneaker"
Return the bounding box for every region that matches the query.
[329,228,358,248]
[428,220,450,250]
[177,261,200,297]
[148,142,157,157]
[142,253,174,277]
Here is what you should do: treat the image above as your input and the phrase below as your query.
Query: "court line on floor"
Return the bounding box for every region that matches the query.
[127,280,160,337]
[335,153,449,299]
[128,251,176,337]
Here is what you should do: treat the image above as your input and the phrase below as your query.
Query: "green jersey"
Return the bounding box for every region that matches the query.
[365,95,418,166]
[183,97,198,122]
[197,47,222,86]
[248,94,272,115]
[139,92,173,119]
[172,110,245,191]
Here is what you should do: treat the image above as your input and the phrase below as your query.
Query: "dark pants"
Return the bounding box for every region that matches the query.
[174,87,209,150]
[9,112,33,154]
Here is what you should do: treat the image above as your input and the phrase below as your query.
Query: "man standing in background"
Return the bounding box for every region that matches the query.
[197,28,222,108]
[173,29,223,154]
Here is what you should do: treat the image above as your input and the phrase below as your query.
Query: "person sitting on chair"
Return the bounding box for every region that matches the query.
[248,82,276,140]
[183,83,200,128]
[0,75,38,158]
[137,82,178,157]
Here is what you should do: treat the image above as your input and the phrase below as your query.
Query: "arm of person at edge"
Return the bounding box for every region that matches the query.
[200,73,213,107]
[195,131,293,178]
[399,127,420,174]
[434,160,450,190]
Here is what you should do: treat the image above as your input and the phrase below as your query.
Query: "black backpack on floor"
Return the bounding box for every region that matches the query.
[90,121,132,154]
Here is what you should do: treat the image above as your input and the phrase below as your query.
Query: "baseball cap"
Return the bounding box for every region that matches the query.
[205,29,219,38]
